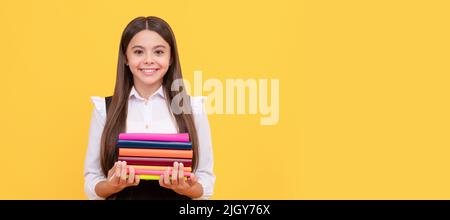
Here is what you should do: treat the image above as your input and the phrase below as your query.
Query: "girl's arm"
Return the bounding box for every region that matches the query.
[85,97,139,199]
[191,97,216,199]
[84,97,108,200]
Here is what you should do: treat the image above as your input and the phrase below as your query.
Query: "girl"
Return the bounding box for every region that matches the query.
[84,16,215,200]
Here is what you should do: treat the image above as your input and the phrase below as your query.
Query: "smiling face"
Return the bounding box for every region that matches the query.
[125,30,171,89]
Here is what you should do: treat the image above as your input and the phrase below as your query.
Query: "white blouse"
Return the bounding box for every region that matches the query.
[84,86,215,200]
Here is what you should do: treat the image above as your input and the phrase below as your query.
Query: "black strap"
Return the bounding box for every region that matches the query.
[105,96,112,113]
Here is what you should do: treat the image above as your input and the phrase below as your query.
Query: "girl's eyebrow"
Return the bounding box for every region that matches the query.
[131,45,145,50]
[131,45,167,50]
[153,45,167,50]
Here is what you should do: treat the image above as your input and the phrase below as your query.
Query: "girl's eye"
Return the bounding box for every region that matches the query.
[155,50,164,55]
[134,50,143,55]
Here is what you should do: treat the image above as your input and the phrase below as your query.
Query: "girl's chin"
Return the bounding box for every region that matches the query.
[138,76,162,85]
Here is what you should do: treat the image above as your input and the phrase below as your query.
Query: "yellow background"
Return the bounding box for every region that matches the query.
[1,0,449,199]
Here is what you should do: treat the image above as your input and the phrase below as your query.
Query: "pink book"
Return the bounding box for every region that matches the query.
[118,133,190,142]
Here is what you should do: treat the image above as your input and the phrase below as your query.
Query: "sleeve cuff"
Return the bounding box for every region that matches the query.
[192,178,212,200]
[87,178,107,200]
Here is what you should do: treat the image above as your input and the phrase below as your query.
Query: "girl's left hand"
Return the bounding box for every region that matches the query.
[159,161,198,196]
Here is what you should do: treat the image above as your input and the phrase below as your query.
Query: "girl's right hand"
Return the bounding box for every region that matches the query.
[106,161,140,192]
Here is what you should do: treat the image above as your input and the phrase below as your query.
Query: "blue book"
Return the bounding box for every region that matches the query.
[116,140,192,150]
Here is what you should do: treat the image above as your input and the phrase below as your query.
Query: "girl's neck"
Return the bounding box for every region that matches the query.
[133,80,163,100]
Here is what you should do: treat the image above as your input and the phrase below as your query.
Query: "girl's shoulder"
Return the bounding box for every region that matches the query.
[90,96,107,119]
[190,96,207,115]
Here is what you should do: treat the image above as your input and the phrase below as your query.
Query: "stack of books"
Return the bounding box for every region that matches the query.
[116,133,193,180]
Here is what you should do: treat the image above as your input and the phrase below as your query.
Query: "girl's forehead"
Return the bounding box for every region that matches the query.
[129,30,169,48]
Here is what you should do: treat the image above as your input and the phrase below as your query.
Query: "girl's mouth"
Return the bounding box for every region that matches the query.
[139,68,159,75]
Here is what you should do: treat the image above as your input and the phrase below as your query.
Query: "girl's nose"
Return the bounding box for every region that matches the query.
[144,54,154,64]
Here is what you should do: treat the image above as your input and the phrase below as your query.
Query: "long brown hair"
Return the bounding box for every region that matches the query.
[100,16,199,176]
